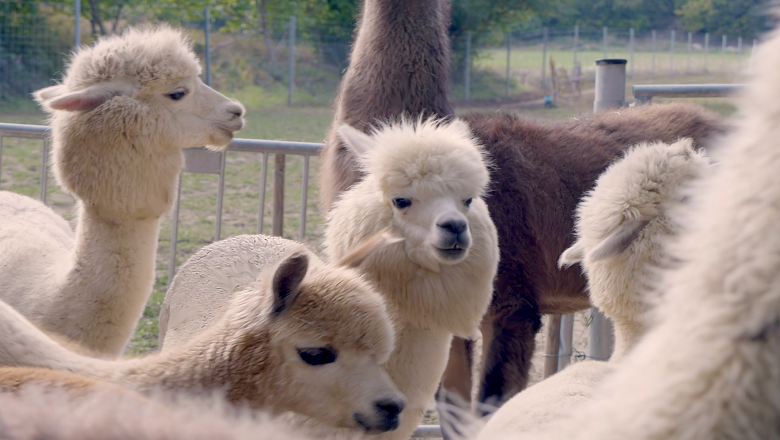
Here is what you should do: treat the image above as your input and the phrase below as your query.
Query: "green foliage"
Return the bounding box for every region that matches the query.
[676,0,771,39]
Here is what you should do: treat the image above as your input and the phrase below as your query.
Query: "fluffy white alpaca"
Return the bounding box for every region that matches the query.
[488,22,780,440]
[476,139,710,439]
[319,117,499,440]
[0,238,408,434]
[0,26,245,357]
[0,368,330,440]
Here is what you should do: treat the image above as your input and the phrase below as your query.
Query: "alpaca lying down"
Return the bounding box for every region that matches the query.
[0,233,406,434]
[476,138,710,438]
[0,368,331,440]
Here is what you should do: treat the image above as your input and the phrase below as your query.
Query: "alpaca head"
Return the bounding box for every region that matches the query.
[336,118,490,273]
[224,239,405,433]
[559,139,710,323]
[33,26,245,220]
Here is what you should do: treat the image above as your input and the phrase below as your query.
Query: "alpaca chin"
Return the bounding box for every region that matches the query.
[405,242,441,273]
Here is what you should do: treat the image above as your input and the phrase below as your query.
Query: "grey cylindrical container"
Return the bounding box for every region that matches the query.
[594,59,627,112]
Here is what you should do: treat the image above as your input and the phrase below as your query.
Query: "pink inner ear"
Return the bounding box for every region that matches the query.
[49,92,111,112]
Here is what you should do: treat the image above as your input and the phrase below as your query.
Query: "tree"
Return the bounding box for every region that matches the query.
[676,0,772,39]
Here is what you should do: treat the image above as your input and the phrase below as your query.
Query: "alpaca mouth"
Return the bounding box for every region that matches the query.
[435,245,468,261]
[353,413,399,433]
[214,122,243,135]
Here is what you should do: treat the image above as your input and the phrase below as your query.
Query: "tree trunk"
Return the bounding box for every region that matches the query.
[88,0,106,35]
[112,0,126,34]
[255,0,277,59]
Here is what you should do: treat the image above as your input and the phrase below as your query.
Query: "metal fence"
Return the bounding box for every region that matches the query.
[1,1,757,107]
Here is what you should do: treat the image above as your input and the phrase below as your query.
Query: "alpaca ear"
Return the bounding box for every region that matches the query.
[271,250,309,318]
[588,219,651,262]
[338,124,377,158]
[558,241,586,268]
[36,80,135,112]
[336,228,403,268]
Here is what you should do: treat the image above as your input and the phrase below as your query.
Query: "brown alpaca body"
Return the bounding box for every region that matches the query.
[319,0,454,210]
[318,0,726,414]
[467,109,721,404]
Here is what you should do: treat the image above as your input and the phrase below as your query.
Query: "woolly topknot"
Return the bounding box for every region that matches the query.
[63,25,200,91]
[356,117,490,199]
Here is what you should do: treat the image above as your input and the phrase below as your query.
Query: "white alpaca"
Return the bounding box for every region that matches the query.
[488,23,780,440]
[0,238,408,434]
[0,26,245,357]
[321,118,499,440]
[475,139,710,439]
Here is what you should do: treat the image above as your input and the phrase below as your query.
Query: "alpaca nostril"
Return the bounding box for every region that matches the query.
[375,398,405,417]
[227,104,244,119]
[437,218,468,235]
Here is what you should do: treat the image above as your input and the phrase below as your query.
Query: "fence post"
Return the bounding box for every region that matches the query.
[594,58,627,112]
[629,28,634,79]
[573,25,579,67]
[737,36,742,72]
[204,8,211,86]
[464,31,471,101]
[704,33,710,73]
[272,154,285,236]
[288,16,296,105]
[541,27,548,87]
[687,32,692,74]
[651,30,656,78]
[505,32,511,98]
[721,35,727,75]
[588,308,614,361]
[670,30,675,74]
[543,315,562,379]
[749,39,757,74]
[558,313,575,371]
[74,0,81,47]
[602,26,607,58]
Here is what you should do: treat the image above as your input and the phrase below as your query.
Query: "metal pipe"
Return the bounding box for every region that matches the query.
[464,31,471,101]
[704,33,710,73]
[594,58,627,112]
[167,173,183,290]
[721,35,727,75]
[0,136,4,188]
[288,16,296,105]
[602,26,607,58]
[40,139,49,204]
[412,426,442,438]
[738,36,743,72]
[588,308,614,361]
[573,25,579,66]
[257,153,269,234]
[633,83,743,105]
[505,32,511,98]
[629,28,634,79]
[214,151,226,241]
[272,154,285,237]
[651,30,656,77]
[541,27,548,87]
[687,32,692,74]
[299,155,309,240]
[670,30,675,74]
[558,313,574,371]
[74,0,81,47]
[204,7,211,86]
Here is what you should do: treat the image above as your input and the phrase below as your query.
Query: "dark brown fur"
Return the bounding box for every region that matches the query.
[319,0,454,211]
[463,104,723,405]
[318,0,726,422]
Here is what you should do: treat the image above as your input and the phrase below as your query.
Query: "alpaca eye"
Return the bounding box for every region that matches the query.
[464,198,473,207]
[167,89,187,100]
[393,198,412,209]
[297,346,337,366]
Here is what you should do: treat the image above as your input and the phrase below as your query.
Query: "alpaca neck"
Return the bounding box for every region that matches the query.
[116,323,275,407]
[611,319,645,361]
[45,204,160,356]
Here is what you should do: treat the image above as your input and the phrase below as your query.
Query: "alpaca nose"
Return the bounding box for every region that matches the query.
[375,398,405,418]
[437,217,468,235]
[226,102,245,119]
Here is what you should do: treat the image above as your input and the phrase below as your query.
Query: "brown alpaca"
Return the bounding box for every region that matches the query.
[319,0,454,210]
[318,0,726,417]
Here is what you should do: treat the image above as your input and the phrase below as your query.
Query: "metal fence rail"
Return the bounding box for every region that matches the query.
[633,83,744,105]
[0,122,442,439]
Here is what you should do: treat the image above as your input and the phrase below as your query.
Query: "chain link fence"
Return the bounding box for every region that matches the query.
[1,1,757,107]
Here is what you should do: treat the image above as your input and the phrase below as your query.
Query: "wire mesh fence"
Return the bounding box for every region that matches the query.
[0,1,757,107]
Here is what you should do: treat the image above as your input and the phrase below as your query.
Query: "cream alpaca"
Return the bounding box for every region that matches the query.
[476,139,710,439]
[0,26,245,357]
[0,242,406,433]
[486,24,780,440]
[0,373,327,440]
[322,117,499,440]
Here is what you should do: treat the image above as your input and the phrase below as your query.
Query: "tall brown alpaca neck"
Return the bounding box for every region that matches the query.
[320,0,454,211]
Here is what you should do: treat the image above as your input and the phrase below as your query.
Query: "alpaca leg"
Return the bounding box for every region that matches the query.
[477,305,542,414]
[437,336,473,440]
